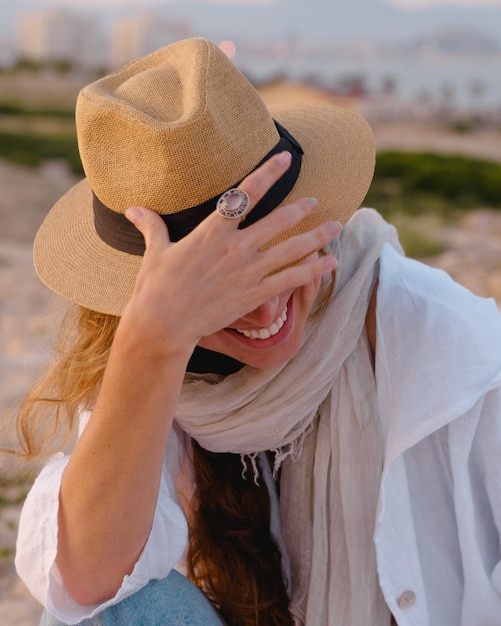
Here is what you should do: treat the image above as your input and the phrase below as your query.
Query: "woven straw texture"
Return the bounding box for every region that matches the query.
[34,37,375,315]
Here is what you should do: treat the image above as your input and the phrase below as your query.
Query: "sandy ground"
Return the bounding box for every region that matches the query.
[1,122,501,625]
[0,159,77,626]
[373,121,501,163]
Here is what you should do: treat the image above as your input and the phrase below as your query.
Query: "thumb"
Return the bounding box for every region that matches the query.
[125,207,171,251]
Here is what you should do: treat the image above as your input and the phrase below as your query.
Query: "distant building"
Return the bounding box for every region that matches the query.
[110,13,191,69]
[16,9,101,69]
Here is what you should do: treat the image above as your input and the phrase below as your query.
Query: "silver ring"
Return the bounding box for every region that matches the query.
[216,188,250,220]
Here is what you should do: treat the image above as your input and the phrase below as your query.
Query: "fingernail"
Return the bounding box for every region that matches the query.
[277,151,292,166]
[328,221,342,234]
[307,197,318,208]
[125,207,144,222]
[324,255,338,270]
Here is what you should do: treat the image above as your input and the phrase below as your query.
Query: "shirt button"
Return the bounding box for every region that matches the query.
[397,590,416,609]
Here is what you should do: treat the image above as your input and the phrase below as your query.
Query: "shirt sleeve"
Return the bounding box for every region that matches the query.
[15,415,189,625]
[458,387,501,622]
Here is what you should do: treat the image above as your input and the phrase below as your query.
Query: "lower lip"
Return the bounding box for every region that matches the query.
[225,297,294,349]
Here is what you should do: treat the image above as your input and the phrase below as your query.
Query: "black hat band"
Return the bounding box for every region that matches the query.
[92,121,303,255]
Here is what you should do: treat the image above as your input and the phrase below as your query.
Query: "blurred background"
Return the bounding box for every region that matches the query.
[1,0,501,623]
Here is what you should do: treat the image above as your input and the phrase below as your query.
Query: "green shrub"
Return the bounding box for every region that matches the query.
[0,100,74,118]
[0,130,82,173]
[0,102,24,115]
[367,151,501,218]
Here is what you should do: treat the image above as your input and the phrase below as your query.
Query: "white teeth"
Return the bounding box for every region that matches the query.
[235,306,288,340]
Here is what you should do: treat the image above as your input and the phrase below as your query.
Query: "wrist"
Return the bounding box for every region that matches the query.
[114,308,196,367]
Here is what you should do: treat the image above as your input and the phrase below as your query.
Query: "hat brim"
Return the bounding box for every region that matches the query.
[33,102,375,316]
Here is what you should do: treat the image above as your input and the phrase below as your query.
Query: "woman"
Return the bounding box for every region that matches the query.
[14,38,501,626]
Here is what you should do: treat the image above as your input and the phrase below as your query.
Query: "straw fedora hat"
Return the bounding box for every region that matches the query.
[34,37,375,316]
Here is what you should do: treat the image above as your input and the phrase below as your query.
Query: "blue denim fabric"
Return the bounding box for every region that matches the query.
[39,570,226,626]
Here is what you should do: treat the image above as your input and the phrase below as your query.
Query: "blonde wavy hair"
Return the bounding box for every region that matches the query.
[13,306,120,461]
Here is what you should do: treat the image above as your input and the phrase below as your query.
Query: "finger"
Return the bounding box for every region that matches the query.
[255,220,342,274]
[261,252,337,298]
[239,150,292,209]
[244,196,320,249]
[125,207,171,252]
[205,151,293,228]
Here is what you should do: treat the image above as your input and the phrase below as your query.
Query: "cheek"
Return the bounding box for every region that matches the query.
[197,332,227,352]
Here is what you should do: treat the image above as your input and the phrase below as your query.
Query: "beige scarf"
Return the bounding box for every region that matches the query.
[175,209,401,625]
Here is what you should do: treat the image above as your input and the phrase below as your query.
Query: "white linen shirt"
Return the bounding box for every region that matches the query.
[15,243,501,625]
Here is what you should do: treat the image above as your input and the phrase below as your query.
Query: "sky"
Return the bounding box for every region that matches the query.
[22,0,501,7]
[384,0,501,7]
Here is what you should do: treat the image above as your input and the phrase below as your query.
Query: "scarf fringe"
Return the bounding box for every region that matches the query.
[239,418,317,484]
[272,418,316,478]
[240,452,260,485]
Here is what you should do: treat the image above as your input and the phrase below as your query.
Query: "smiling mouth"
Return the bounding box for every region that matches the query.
[233,305,288,340]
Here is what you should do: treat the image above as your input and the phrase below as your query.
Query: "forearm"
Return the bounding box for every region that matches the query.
[56,319,193,605]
